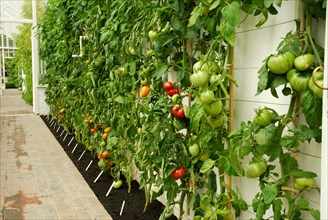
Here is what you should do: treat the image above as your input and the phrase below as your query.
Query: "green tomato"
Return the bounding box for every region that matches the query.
[148,30,158,42]
[113,180,123,189]
[206,113,227,128]
[199,149,210,161]
[200,90,215,104]
[146,50,154,57]
[118,66,128,77]
[171,94,181,104]
[254,108,272,127]
[245,161,267,178]
[204,100,223,116]
[295,178,315,191]
[97,158,107,171]
[267,51,295,74]
[309,70,323,98]
[294,54,314,71]
[286,68,310,92]
[172,118,186,130]
[189,143,200,157]
[190,71,210,87]
[193,61,208,72]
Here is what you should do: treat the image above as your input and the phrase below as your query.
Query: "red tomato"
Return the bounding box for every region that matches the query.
[164,81,174,91]
[172,167,186,179]
[172,105,185,118]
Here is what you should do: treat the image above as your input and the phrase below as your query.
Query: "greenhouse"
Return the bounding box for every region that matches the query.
[1,0,327,219]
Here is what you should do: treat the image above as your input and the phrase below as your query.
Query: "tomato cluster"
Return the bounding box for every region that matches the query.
[164,81,180,97]
[267,52,322,97]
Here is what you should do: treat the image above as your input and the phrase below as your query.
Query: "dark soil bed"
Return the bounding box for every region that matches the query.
[41,115,177,220]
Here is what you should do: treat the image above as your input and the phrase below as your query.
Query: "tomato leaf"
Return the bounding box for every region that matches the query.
[310,209,320,220]
[219,21,235,46]
[188,104,204,133]
[297,199,309,209]
[221,1,240,27]
[151,64,168,79]
[254,124,278,146]
[290,169,317,178]
[200,159,216,173]
[300,90,322,130]
[272,199,282,220]
[256,59,269,95]
[188,6,202,27]
[294,124,321,141]
[208,170,217,192]
[209,0,221,11]
[263,184,278,204]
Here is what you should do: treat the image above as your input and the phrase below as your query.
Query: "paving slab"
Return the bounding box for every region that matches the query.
[0,89,112,220]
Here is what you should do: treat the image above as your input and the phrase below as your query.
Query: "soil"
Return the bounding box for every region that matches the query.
[41,115,177,220]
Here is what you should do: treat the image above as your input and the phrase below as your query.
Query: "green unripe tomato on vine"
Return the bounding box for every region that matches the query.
[189,143,200,157]
[148,30,158,42]
[294,177,315,191]
[245,160,267,178]
[254,108,272,127]
[267,51,295,74]
[286,68,310,92]
[309,70,324,98]
[294,54,314,71]
[200,90,215,104]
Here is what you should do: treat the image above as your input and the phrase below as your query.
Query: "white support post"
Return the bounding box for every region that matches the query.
[31,0,40,114]
[320,2,328,218]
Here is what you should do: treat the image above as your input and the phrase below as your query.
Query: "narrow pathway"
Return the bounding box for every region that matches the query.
[0,89,112,220]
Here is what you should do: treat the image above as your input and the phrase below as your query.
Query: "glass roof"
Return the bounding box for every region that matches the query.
[0,0,25,37]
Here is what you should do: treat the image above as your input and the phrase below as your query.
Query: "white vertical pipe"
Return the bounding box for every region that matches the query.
[320,2,328,218]
[31,0,40,113]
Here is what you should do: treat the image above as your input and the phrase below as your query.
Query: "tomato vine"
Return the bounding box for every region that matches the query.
[38,0,324,219]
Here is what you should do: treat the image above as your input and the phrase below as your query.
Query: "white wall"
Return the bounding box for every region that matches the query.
[233,1,324,218]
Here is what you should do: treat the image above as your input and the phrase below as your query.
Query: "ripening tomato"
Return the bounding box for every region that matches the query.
[104,127,111,133]
[90,128,96,134]
[101,150,109,158]
[140,86,150,97]
[172,167,186,179]
[102,133,108,140]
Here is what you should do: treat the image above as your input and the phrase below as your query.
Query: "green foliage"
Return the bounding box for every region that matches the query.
[37,0,322,219]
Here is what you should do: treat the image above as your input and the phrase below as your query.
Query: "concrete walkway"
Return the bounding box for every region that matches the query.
[0,89,112,220]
